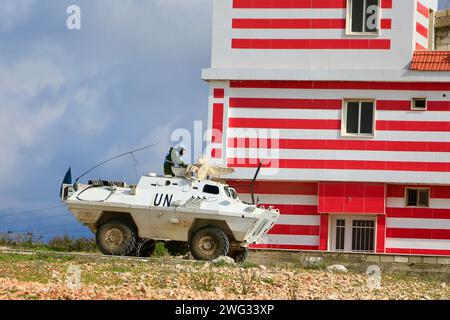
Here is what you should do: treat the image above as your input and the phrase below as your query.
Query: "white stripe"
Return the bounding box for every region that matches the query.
[386,238,450,251]
[277,214,320,226]
[387,197,450,209]
[227,128,450,142]
[227,168,450,185]
[232,28,394,40]
[238,193,317,205]
[227,148,450,163]
[416,13,429,33]
[387,218,450,230]
[229,88,448,102]
[232,8,394,20]
[229,108,450,122]
[260,234,320,246]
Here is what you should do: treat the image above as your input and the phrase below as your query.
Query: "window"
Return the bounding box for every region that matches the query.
[335,219,346,251]
[343,100,375,136]
[347,0,379,34]
[224,186,238,200]
[412,98,427,111]
[331,216,375,253]
[203,184,220,195]
[406,188,429,207]
[352,220,375,252]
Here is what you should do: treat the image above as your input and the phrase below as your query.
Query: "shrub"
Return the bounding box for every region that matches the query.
[48,235,98,252]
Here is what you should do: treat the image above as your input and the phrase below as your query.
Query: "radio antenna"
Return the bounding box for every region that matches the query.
[74,142,159,184]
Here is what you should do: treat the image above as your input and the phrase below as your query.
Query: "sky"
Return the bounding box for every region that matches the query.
[0,0,450,241]
[0,0,213,240]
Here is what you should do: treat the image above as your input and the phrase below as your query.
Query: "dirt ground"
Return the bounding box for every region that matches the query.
[0,251,448,300]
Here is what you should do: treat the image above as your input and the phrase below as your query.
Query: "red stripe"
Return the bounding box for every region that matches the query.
[416,42,427,50]
[386,208,450,220]
[258,204,319,215]
[381,0,392,9]
[387,228,450,240]
[376,215,386,253]
[269,224,320,236]
[232,18,392,30]
[227,180,318,195]
[211,148,222,159]
[387,185,450,199]
[385,248,450,256]
[229,98,342,109]
[231,98,450,111]
[230,80,450,91]
[227,138,450,153]
[250,244,320,251]
[376,120,450,132]
[319,214,329,251]
[213,88,224,99]
[380,18,392,30]
[417,2,430,18]
[232,39,391,50]
[229,117,450,132]
[416,22,428,39]
[233,0,393,9]
[229,118,340,129]
[233,0,347,9]
[227,158,450,172]
[378,100,450,111]
[212,103,224,143]
[233,18,345,29]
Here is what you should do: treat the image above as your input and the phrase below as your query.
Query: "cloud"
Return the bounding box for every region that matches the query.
[0,48,67,180]
[0,0,35,32]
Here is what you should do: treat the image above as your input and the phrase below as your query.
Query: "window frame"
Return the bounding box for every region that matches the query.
[346,0,381,36]
[405,187,430,208]
[411,98,428,111]
[330,215,377,253]
[341,99,376,137]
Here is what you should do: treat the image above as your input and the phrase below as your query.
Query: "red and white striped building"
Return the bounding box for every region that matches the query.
[203,0,450,256]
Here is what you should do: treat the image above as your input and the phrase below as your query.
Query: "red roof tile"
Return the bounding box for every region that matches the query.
[411,51,450,71]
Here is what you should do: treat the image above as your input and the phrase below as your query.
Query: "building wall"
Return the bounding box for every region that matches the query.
[208,80,450,184]
[210,0,438,71]
[385,184,450,255]
[228,180,450,256]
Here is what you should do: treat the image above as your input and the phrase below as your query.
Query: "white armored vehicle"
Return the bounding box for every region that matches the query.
[60,163,279,262]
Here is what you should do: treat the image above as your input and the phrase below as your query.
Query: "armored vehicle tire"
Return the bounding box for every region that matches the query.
[136,239,156,257]
[96,220,137,256]
[190,227,230,261]
[230,248,249,263]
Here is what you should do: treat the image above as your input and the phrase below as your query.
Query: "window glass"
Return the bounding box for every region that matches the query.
[366,0,379,32]
[350,0,379,33]
[360,102,374,134]
[351,0,364,32]
[203,184,220,195]
[418,190,429,207]
[413,99,427,110]
[346,102,360,134]
[407,189,418,206]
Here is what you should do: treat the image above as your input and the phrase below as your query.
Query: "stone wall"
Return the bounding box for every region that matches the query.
[248,250,450,280]
[435,10,450,50]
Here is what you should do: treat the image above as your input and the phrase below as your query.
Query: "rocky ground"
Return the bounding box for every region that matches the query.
[0,251,448,300]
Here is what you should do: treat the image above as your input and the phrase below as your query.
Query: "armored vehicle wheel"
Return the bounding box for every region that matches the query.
[136,239,156,257]
[96,220,137,256]
[230,248,249,263]
[190,227,229,261]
